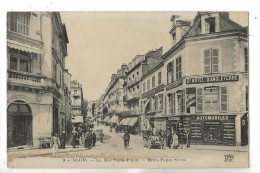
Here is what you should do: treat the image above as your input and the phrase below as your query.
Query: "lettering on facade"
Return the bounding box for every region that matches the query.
[196,115,229,121]
[186,75,239,84]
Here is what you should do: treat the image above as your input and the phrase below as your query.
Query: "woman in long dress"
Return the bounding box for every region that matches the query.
[172,132,179,149]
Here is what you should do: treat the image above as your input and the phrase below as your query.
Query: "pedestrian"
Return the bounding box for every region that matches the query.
[172,132,179,149]
[161,131,166,150]
[92,132,96,147]
[123,130,130,149]
[99,129,104,143]
[109,124,112,132]
[186,131,191,148]
[51,133,60,155]
[167,132,172,149]
[60,131,66,149]
[84,131,91,149]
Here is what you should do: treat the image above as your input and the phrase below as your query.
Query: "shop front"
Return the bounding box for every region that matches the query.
[190,115,236,146]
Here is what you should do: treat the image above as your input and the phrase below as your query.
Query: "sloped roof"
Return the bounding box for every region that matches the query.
[185,12,246,37]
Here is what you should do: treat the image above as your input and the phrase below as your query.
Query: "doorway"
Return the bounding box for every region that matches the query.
[7,101,33,147]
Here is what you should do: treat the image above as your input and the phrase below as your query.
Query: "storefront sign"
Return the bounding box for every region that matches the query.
[204,121,220,125]
[186,75,239,84]
[196,115,229,121]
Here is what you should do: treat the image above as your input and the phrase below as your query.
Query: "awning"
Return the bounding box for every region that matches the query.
[119,118,131,126]
[109,115,118,124]
[103,116,110,122]
[127,117,138,126]
[71,116,84,123]
[7,40,44,54]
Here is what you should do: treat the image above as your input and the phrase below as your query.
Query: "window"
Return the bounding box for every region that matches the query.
[167,62,174,84]
[246,86,248,111]
[137,72,139,76]
[154,96,158,111]
[152,76,155,88]
[158,72,162,85]
[176,56,182,80]
[143,82,146,93]
[147,79,150,91]
[205,17,215,34]
[158,94,163,111]
[137,85,139,91]
[204,87,219,112]
[196,88,203,112]
[168,94,173,114]
[173,93,176,114]
[10,12,30,36]
[177,90,185,113]
[172,33,176,45]
[9,49,31,73]
[140,101,143,114]
[220,87,228,111]
[204,49,219,74]
[244,48,248,72]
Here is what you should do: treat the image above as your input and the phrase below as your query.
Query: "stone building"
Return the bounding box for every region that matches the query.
[7,12,69,148]
[70,80,84,123]
[122,48,163,134]
[140,12,248,146]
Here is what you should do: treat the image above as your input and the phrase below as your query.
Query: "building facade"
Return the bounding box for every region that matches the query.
[7,12,69,148]
[140,12,248,146]
[70,80,84,123]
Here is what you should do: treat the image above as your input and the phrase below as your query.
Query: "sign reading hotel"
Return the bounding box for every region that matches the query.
[186,75,239,84]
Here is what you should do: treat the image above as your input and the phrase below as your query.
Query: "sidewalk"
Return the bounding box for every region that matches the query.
[8,145,87,157]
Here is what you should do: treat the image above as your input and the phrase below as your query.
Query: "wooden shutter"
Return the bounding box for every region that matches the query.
[204,49,211,74]
[212,49,219,73]
[220,87,228,111]
[196,88,203,112]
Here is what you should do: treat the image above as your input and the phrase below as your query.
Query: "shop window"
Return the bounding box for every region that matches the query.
[204,86,219,112]
[220,87,228,111]
[204,126,221,141]
[143,82,146,93]
[204,48,219,74]
[10,12,30,36]
[147,79,150,91]
[196,88,203,112]
[244,48,248,72]
[176,56,182,80]
[9,50,31,73]
[152,76,155,88]
[167,61,174,84]
[158,72,162,85]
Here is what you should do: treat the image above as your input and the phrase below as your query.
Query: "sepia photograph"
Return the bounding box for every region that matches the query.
[4,10,250,168]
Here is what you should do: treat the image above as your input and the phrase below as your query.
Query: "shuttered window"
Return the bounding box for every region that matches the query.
[204,48,219,74]
[196,88,203,112]
[176,56,182,80]
[220,87,228,111]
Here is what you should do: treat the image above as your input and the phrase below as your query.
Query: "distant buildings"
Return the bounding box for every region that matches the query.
[98,11,248,146]
[70,80,84,124]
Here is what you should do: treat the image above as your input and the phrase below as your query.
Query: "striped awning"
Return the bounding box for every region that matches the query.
[127,117,138,126]
[8,40,44,54]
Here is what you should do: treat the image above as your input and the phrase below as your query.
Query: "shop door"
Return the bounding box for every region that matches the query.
[53,106,59,135]
[7,101,33,147]
[241,114,248,146]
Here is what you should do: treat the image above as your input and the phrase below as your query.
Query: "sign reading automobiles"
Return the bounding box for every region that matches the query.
[186,75,239,84]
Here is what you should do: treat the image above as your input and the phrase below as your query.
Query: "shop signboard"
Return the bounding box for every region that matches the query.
[186,75,239,84]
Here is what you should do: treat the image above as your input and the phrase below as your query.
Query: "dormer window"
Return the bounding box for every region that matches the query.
[205,17,216,33]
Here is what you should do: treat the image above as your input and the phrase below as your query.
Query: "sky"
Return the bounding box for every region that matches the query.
[60,11,248,101]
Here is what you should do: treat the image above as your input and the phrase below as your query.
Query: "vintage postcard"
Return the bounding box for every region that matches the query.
[6,11,249,168]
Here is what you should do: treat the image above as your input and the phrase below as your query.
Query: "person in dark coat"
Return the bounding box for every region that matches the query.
[186,131,191,148]
[123,131,130,149]
[99,129,104,143]
[92,132,96,147]
[71,132,78,148]
[167,132,172,149]
[60,131,66,149]
[84,131,91,149]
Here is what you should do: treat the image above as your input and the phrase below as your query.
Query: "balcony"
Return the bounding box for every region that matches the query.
[7,70,45,88]
[125,92,140,102]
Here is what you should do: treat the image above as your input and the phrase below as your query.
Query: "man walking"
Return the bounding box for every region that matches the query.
[51,133,60,155]
[60,131,66,149]
[99,129,104,143]
[92,131,96,147]
[123,131,130,149]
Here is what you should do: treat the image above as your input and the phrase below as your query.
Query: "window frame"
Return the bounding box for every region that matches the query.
[158,71,162,85]
[9,12,31,36]
[203,47,220,74]
[9,49,31,73]
[152,76,156,88]
[176,56,182,80]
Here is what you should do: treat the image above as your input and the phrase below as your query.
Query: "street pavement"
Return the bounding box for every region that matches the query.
[7,124,249,168]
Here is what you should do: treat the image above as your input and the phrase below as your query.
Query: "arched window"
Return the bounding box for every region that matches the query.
[8,101,31,114]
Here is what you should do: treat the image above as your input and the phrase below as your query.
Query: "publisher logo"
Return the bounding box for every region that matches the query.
[224,154,234,162]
